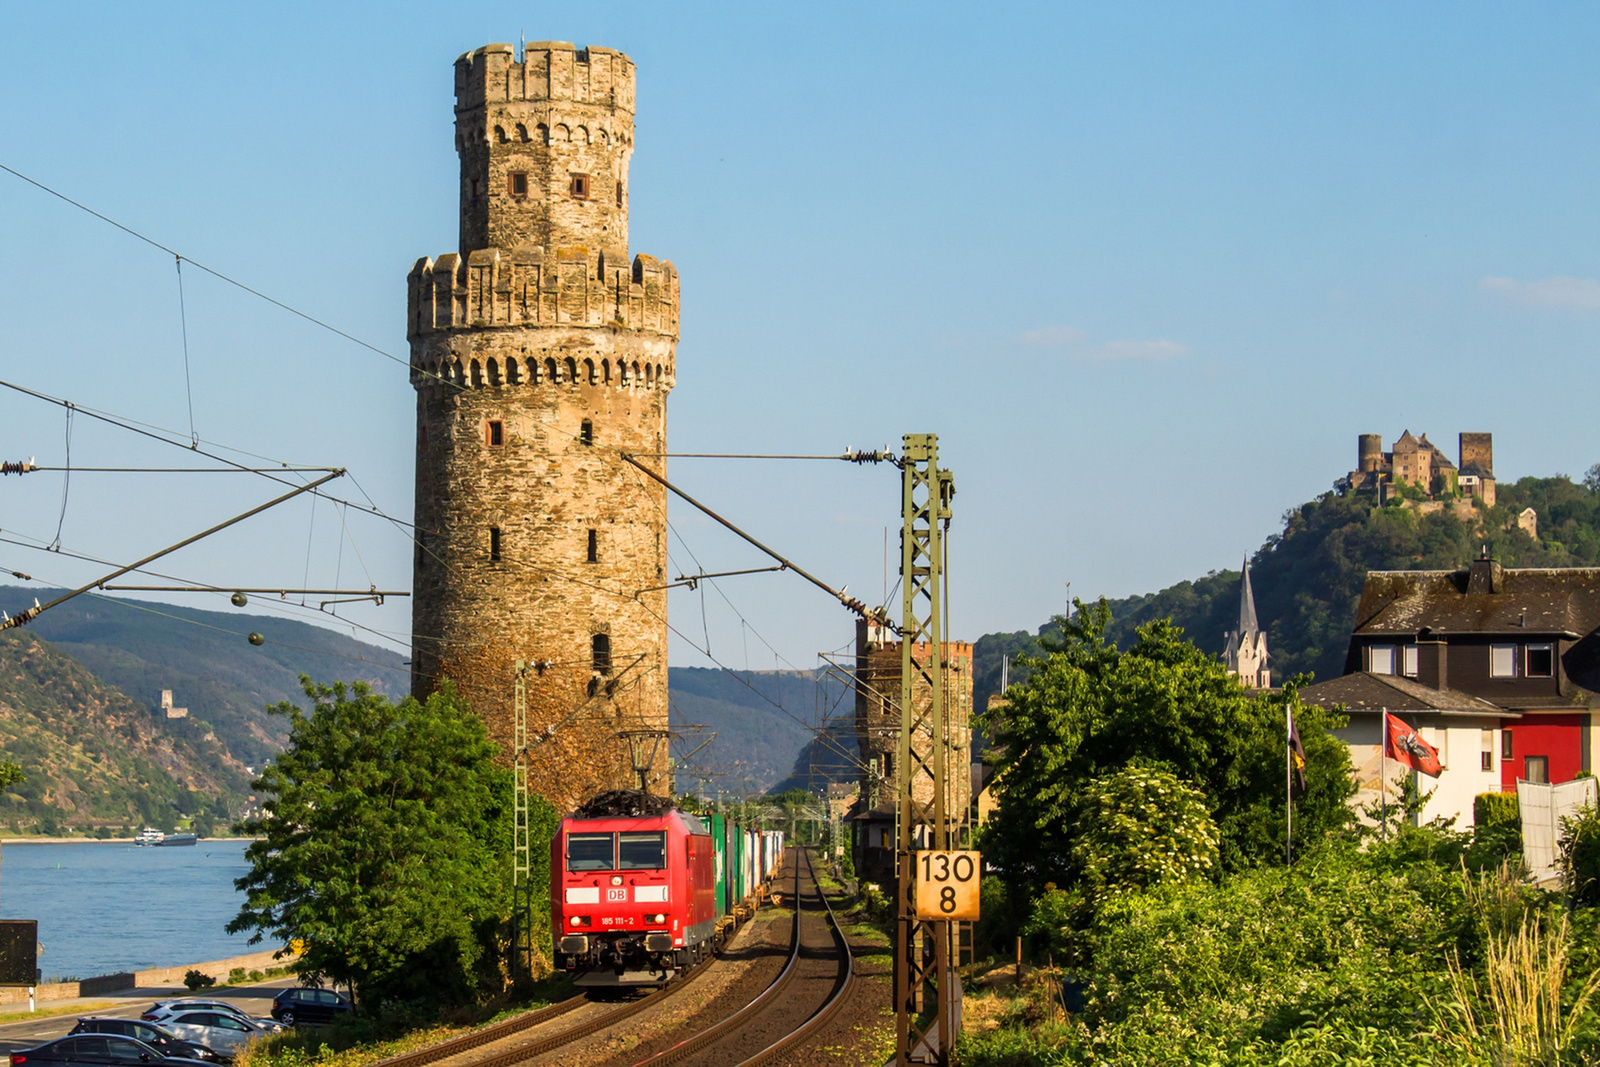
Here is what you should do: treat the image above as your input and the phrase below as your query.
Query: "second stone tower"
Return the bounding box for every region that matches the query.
[408,42,678,812]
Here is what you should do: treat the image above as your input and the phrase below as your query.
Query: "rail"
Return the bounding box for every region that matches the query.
[625,846,854,1067]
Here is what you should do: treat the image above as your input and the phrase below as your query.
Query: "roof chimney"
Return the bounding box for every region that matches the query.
[1468,545,1503,594]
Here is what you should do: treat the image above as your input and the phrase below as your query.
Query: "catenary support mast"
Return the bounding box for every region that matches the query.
[895,433,957,1064]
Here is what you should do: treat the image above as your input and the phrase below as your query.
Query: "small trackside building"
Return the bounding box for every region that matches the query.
[1299,554,1600,828]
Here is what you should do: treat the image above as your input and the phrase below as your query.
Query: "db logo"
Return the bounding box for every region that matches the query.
[606,887,627,903]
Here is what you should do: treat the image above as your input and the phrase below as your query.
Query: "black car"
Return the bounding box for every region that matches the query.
[68,1020,221,1064]
[9,1035,207,1067]
[269,988,352,1026]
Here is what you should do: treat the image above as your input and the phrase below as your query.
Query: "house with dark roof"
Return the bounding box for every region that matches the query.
[1299,549,1600,827]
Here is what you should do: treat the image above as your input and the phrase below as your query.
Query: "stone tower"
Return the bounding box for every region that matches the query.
[407,42,679,814]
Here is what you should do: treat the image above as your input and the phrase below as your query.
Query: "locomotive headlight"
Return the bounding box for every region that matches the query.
[570,915,583,927]
[611,875,623,886]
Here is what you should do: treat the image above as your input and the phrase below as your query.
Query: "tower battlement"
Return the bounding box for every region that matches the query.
[455,43,636,112]
[454,42,636,255]
[406,246,679,348]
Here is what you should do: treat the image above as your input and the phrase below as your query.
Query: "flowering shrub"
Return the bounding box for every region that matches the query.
[1071,764,1218,903]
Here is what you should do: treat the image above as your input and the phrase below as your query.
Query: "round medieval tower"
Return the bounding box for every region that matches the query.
[407,42,678,813]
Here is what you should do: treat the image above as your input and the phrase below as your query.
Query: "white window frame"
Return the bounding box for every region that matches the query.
[1369,645,1395,675]
[1525,643,1554,678]
[1402,645,1419,677]
[1490,644,1517,678]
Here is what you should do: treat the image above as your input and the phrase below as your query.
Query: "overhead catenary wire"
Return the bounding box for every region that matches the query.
[0,161,461,392]
[174,254,198,446]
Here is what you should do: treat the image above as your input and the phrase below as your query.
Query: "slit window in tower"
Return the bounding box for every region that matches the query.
[489,526,502,563]
[592,633,612,674]
[486,419,504,447]
[616,180,625,206]
[587,529,598,563]
[569,174,590,199]
[508,172,528,199]
[580,419,594,446]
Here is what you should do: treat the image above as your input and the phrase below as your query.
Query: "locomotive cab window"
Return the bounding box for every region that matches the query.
[566,833,614,871]
[618,831,666,870]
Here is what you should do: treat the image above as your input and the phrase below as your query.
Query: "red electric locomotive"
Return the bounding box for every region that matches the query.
[551,792,718,987]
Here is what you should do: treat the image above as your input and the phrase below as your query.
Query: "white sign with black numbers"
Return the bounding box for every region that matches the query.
[914,850,981,920]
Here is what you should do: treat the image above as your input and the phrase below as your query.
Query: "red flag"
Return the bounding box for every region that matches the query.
[1385,712,1442,778]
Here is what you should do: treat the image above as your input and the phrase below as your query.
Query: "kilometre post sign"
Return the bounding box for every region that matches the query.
[914,850,981,920]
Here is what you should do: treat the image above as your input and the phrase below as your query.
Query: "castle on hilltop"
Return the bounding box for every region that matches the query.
[1345,431,1496,507]
[407,42,677,812]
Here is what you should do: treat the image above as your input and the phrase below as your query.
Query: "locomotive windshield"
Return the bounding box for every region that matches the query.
[566,832,615,871]
[617,831,667,869]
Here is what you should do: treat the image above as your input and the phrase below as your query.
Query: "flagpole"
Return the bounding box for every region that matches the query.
[1285,705,1293,866]
[1380,707,1388,839]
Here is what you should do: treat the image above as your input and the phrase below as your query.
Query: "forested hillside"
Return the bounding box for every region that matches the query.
[0,630,253,835]
[0,588,408,768]
[974,470,1600,711]
[669,667,852,794]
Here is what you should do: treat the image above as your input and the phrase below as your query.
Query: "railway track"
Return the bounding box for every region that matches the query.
[368,858,785,1067]
[622,846,854,1067]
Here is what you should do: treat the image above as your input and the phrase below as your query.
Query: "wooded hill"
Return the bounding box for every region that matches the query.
[0,629,254,835]
[973,471,1600,711]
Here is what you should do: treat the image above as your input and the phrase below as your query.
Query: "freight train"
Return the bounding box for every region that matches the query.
[551,790,784,987]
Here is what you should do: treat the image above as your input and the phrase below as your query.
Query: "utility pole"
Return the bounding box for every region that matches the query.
[895,433,958,1065]
[511,660,532,980]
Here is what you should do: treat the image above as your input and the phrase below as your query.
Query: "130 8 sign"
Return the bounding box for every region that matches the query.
[913,850,981,920]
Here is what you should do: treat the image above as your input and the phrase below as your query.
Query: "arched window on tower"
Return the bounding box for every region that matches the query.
[584,358,596,384]
[506,357,521,385]
[544,357,558,384]
[470,360,483,389]
[564,357,578,382]
[592,633,612,674]
[487,358,501,387]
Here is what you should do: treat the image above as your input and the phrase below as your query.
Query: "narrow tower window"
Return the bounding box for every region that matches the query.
[489,526,502,562]
[569,174,590,199]
[508,172,528,198]
[592,633,612,674]
[616,180,625,206]
[587,529,598,563]
[580,419,594,446]
[486,420,504,447]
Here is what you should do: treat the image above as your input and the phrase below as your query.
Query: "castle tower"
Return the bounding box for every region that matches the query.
[1223,558,1271,689]
[408,42,679,813]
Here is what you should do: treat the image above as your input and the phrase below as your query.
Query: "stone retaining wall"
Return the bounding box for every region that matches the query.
[0,948,297,1005]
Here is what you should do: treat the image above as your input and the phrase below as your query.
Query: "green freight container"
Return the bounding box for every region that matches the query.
[709,812,727,920]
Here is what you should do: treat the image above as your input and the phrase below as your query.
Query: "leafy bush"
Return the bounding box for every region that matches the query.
[1475,791,1519,830]
[183,969,215,991]
[228,967,248,985]
[1562,803,1600,907]
[1071,764,1218,904]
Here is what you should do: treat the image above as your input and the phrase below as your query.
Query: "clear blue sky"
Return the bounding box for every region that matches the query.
[2,3,1598,674]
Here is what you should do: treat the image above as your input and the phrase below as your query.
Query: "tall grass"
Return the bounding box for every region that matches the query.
[1443,865,1600,1065]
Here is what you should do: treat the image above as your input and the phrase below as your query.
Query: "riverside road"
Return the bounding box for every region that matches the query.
[0,979,298,1052]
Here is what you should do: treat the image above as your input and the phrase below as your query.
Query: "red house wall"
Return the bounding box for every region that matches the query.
[1501,714,1585,790]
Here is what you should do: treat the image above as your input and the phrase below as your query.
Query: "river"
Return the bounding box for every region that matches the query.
[0,840,260,981]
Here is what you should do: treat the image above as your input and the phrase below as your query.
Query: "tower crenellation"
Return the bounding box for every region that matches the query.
[411,41,675,814]
[454,43,635,256]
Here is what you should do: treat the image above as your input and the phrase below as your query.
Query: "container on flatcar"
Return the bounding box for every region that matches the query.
[551,807,717,986]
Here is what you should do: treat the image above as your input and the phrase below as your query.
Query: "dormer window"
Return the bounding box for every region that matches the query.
[508,172,529,199]
[1526,644,1554,678]
[569,174,590,199]
[1491,644,1517,678]
[1402,645,1418,677]
[1369,645,1395,675]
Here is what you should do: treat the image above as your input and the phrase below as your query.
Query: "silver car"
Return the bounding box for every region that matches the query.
[155,1012,276,1057]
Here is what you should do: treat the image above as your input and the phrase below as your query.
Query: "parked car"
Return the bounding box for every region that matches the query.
[68,1021,221,1064]
[141,1004,281,1034]
[140,1002,274,1027]
[150,1014,274,1058]
[8,1035,207,1067]
[269,988,353,1027]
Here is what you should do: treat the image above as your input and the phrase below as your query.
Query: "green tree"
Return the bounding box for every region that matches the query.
[228,679,512,1009]
[1072,763,1220,903]
[977,601,1353,901]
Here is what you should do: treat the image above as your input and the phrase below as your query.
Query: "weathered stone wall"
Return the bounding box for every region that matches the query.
[411,41,675,815]
[854,620,973,818]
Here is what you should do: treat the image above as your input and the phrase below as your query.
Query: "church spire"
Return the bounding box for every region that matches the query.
[1238,555,1260,635]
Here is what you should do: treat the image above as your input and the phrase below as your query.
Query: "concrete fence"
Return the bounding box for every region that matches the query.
[0,948,298,1005]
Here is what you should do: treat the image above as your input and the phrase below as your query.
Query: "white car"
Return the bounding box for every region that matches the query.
[144,1001,282,1030]
[155,1011,277,1057]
